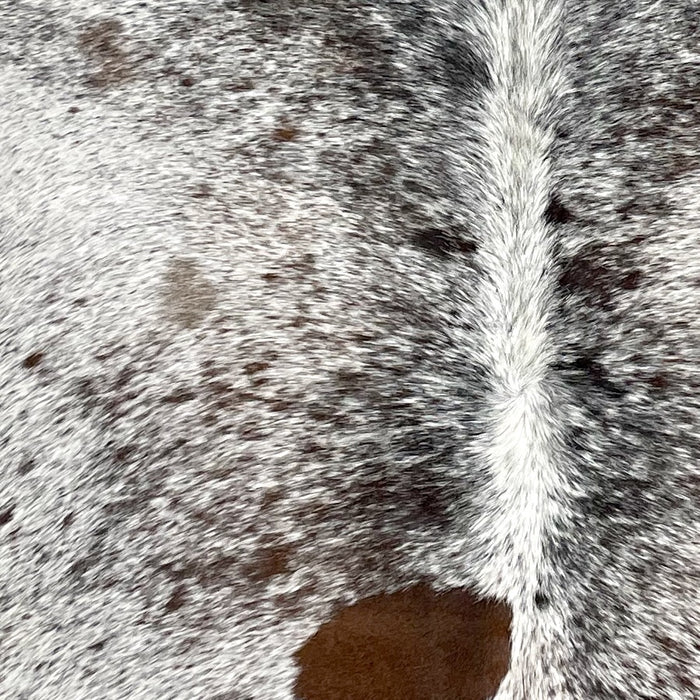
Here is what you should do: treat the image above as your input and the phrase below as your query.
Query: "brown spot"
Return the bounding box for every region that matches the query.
[243,543,292,581]
[22,352,44,369]
[180,76,195,88]
[649,373,669,390]
[243,360,271,375]
[272,126,299,142]
[620,270,642,290]
[78,18,132,88]
[164,585,187,613]
[162,258,218,329]
[295,584,511,700]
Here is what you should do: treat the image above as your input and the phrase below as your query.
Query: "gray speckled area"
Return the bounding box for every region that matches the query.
[0,1,698,698]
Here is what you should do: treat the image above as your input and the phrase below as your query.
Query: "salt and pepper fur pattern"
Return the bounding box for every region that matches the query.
[1,1,698,698]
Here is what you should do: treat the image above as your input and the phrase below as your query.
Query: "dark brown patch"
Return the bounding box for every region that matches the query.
[294,585,511,700]
[162,258,218,329]
[243,543,292,581]
[22,352,44,369]
[649,373,669,390]
[180,76,195,88]
[78,18,132,88]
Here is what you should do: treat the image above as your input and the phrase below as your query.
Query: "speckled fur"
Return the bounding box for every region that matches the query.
[0,1,698,698]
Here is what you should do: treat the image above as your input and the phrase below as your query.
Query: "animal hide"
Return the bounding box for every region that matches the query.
[0,1,698,698]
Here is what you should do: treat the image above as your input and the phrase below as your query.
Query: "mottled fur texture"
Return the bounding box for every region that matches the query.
[1,1,698,698]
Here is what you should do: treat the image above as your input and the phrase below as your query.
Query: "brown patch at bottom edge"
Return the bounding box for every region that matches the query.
[294,584,511,700]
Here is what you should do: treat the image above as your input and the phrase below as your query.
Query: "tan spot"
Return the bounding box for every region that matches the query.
[162,258,218,329]
[272,125,299,142]
[295,584,511,700]
[78,18,133,88]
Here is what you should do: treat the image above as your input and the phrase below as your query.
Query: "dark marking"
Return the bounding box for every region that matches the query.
[161,389,197,404]
[78,18,132,88]
[22,352,44,369]
[295,585,511,700]
[0,505,16,527]
[620,270,641,290]
[534,591,550,609]
[272,126,299,142]
[243,361,271,375]
[558,252,614,309]
[86,639,107,652]
[243,544,292,582]
[180,76,195,88]
[649,373,668,390]
[411,228,477,258]
[439,39,492,95]
[162,258,218,329]
[192,183,212,199]
[18,459,35,476]
[113,445,135,463]
[164,585,187,613]
[544,195,573,225]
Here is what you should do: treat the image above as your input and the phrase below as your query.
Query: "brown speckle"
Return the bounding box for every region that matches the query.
[22,352,44,369]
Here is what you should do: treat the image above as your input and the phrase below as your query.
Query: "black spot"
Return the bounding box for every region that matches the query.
[439,38,492,94]
[410,228,477,258]
[566,354,626,399]
[534,591,550,609]
[544,195,573,225]
[180,76,195,88]
[18,459,36,476]
[86,639,106,652]
[558,252,613,309]
[22,352,44,369]
[0,504,16,527]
